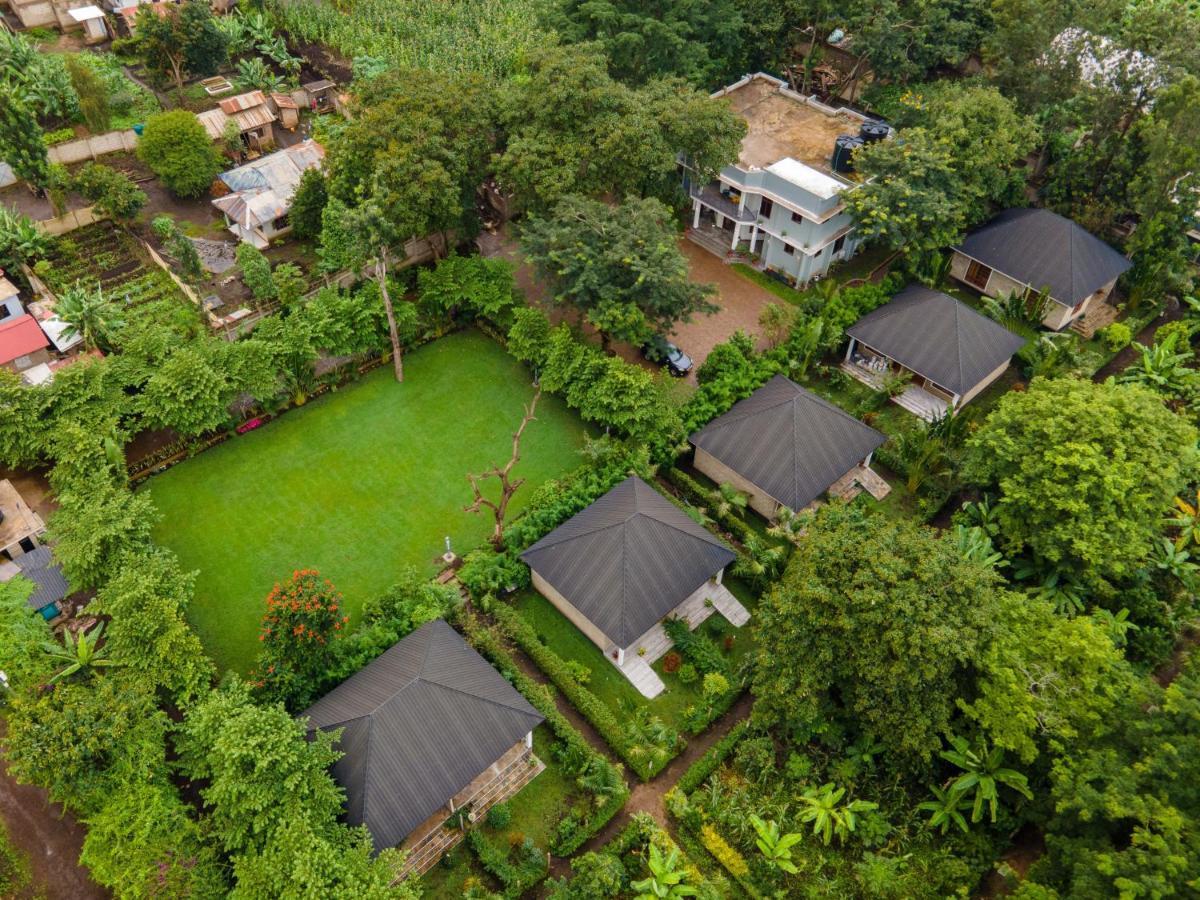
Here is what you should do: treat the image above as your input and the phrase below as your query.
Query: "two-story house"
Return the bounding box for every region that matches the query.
[686,73,885,287]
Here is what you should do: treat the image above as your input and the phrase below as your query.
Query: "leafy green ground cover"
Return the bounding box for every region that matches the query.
[511,577,757,736]
[146,330,591,671]
[0,819,30,899]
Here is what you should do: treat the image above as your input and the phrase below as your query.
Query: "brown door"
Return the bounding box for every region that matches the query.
[964,259,991,290]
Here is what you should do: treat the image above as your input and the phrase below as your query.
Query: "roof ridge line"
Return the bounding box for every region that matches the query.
[415,675,542,719]
[526,517,631,554]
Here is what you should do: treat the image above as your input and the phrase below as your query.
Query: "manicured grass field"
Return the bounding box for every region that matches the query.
[145,330,591,672]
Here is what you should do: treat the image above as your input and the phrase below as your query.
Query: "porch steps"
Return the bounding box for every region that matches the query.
[1070,301,1119,339]
[839,362,948,422]
[685,226,738,259]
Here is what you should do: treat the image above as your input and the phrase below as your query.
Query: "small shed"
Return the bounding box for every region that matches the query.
[302,79,336,111]
[13,547,68,621]
[269,92,300,130]
[0,315,51,376]
[0,479,46,560]
[67,4,109,42]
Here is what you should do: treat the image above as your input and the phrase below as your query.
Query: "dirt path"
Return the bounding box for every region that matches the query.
[0,720,108,900]
[1092,305,1181,382]
[1153,624,1200,687]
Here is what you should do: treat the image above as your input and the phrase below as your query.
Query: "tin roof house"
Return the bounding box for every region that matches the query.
[198,90,279,152]
[212,140,325,248]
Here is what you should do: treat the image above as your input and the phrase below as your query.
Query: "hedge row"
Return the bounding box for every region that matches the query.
[465,829,547,899]
[490,603,677,780]
[661,467,758,548]
[459,614,629,855]
[676,721,750,795]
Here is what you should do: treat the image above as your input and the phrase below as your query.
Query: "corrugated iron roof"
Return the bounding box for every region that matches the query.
[0,314,49,365]
[956,208,1132,307]
[197,107,229,140]
[213,141,324,228]
[218,90,268,114]
[14,547,68,610]
[520,476,736,648]
[689,375,886,512]
[232,105,276,132]
[301,620,543,852]
[846,286,1026,396]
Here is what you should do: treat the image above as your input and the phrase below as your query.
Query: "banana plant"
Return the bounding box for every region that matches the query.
[1152,538,1198,592]
[939,735,1032,824]
[45,622,121,684]
[797,782,877,845]
[750,814,803,874]
[631,844,697,899]
[1166,489,1200,550]
[917,784,972,834]
[953,524,1006,570]
[712,482,748,519]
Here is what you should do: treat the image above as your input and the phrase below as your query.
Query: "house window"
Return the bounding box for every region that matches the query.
[790,211,805,224]
[13,355,31,370]
[759,197,773,219]
[833,234,846,254]
[0,305,11,321]
[782,243,795,256]
[964,259,991,290]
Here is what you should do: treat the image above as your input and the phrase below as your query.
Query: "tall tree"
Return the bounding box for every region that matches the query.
[136,111,222,199]
[521,194,717,347]
[134,0,228,96]
[752,502,1004,768]
[0,88,49,191]
[963,377,1199,584]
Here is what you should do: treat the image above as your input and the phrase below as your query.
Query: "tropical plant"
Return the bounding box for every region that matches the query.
[630,843,696,899]
[1167,489,1200,550]
[1152,538,1199,591]
[1013,560,1087,616]
[712,483,748,519]
[939,735,1032,824]
[917,784,972,834]
[732,535,786,588]
[982,287,1050,330]
[1118,332,1200,405]
[0,206,53,271]
[55,281,124,351]
[1091,607,1139,649]
[233,56,285,94]
[45,622,121,684]
[797,782,878,845]
[953,524,1006,569]
[766,505,811,546]
[749,814,803,874]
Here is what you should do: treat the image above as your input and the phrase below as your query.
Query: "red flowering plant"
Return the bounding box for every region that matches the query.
[251,568,349,710]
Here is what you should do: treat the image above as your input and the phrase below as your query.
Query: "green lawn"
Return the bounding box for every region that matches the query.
[145,330,591,672]
[512,579,759,734]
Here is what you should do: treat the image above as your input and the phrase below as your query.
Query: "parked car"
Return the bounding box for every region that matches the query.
[642,336,694,376]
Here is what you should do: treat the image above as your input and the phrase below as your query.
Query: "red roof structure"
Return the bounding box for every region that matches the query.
[0,315,50,365]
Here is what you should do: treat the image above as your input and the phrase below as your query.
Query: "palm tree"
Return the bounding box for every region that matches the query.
[712,483,748,519]
[766,505,810,546]
[918,784,972,834]
[631,844,697,899]
[1167,489,1200,550]
[55,281,124,351]
[939,735,1032,824]
[797,782,877,846]
[750,814,803,874]
[45,622,121,684]
[732,535,786,588]
[577,760,624,807]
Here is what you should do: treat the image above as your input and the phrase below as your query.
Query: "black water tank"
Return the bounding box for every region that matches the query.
[860,121,890,143]
[832,135,864,173]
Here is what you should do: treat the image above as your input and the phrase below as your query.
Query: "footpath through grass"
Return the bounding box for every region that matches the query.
[146,330,590,672]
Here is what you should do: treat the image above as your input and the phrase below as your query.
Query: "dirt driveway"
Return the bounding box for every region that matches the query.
[477,227,782,382]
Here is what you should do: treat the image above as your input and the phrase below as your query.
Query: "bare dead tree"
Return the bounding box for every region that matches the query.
[464,387,541,549]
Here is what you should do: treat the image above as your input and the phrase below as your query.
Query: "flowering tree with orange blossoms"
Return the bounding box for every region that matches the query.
[252,569,348,710]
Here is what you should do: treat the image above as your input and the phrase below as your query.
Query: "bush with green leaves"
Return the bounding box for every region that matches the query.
[136,110,221,198]
[236,242,276,301]
[1100,320,1132,351]
[663,616,729,676]
[73,163,146,223]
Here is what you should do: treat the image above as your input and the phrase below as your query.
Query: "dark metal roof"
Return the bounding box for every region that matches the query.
[689,375,886,512]
[14,547,68,610]
[845,286,1026,396]
[519,476,735,648]
[955,208,1131,306]
[301,620,543,852]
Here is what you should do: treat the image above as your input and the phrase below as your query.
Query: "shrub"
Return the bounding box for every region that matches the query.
[288,167,327,240]
[562,659,591,685]
[663,651,682,674]
[1153,319,1193,348]
[237,243,275,302]
[272,262,307,307]
[675,721,749,795]
[703,672,730,698]
[486,802,512,829]
[1101,321,1132,351]
[466,830,548,898]
[136,110,221,198]
[663,617,729,676]
[73,163,146,223]
[678,662,699,685]
[700,823,750,879]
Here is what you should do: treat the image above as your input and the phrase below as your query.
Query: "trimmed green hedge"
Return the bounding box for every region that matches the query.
[490,604,679,780]
[676,721,750,795]
[466,829,547,899]
[662,467,758,546]
[459,614,629,855]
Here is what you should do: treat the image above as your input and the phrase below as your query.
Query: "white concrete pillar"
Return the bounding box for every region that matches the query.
[524,731,533,749]
[715,567,724,585]
[692,201,701,229]
[731,223,741,250]
[844,337,856,362]
[863,450,874,467]
[750,224,758,249]
[616,648,625,666]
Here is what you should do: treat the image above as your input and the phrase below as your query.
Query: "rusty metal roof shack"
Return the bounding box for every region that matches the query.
[520,476,736,647]
[212,140,325,229]
[689,375,886,512]
[301,620,543,853]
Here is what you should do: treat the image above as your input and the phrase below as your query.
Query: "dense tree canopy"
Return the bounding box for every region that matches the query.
[136,111,222,199]
[521,194,717,347]
[963,378,1198,584]
[752,503,1004,767]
